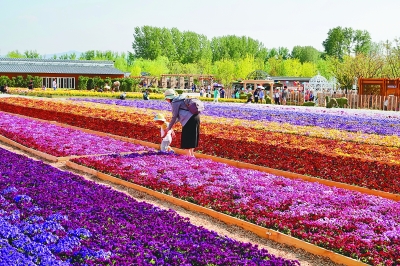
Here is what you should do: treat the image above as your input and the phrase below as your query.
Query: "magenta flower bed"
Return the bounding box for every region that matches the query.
[0,112,153,156]
[72,152,400,265]
[0,147,298,265]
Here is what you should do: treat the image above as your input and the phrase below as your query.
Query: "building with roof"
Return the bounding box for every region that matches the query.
[0,58,124,89]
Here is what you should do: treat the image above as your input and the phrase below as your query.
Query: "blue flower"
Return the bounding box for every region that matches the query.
[1,186,18,195]
[0,217,20,239]
[42,221,65,233]
[18,221,42,236]
[50,236,81,253]
[46,213,68,222]
[4,209,21,222]
[14,194,32,203]
[0,245,36,265]
[68,228,92,239]
[26,215,44,224]
[33,231,59,245]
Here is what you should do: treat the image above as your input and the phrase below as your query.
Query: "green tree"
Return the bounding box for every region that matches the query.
[6,50,24,58]
[132,26,163,60]
[383,39,400,78]
[24,50,42,58]
[291,46,321,63]
[234,55,263,80]
[323,26,371,60]
[282,58,302,76]
[212,59,235,86]
[210,35,268,62]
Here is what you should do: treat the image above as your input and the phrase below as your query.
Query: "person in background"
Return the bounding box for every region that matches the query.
[253,88,259,103]
[213,86,220,102]
[113,81,120,92]
[119,91,127,100]
[52,78,57,90]
[28,79,33,90]
[143,89,150,100]
[259,88,265,104]
[282,86,288,105]
[274,89,281,105]
[104,83,111,92]
[206,85,211,97]
[219,87,225,99]
[0,84,8,93]
[309,90,314,102]
[163,89,200,157]
[200,87,205,97]
[235,89,240,99]
[233,87,239,98]
[154,113,175,152]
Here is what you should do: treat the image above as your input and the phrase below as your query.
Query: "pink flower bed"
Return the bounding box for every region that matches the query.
[0,112,153,156]
[72,152,400,265]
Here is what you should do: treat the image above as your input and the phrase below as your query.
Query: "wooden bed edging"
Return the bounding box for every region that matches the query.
[65,160,368,266]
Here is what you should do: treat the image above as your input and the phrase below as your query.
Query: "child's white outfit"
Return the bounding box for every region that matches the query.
[160,122,173,151]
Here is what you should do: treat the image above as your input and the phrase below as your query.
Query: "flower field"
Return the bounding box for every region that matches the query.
[70,151,400,265]
[0,97,399,194]
[0,147,298,265]
[0,95,399,264]
[0,112,153,157]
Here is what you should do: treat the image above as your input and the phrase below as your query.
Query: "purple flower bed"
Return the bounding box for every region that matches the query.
[0,112,153,157]
[0,147,298,265]
[68,98,400,136]
[72,151,400,265]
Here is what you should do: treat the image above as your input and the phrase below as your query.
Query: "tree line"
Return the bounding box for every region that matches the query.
[4,26,400,90]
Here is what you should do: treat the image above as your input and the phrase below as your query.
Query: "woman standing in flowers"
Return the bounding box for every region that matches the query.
[163,89,200,157]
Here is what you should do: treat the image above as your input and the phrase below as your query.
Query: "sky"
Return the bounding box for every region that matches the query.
[0,0,399,57]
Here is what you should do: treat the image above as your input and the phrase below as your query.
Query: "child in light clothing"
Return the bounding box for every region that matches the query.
[154,113,175,152]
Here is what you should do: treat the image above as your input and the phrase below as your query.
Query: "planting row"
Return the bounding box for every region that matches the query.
[4,97,400,148]
[0,112,153,157]
[71,151,400,265]
[0,98,399,194]
[0,147,298,265]
[69,98,400,136]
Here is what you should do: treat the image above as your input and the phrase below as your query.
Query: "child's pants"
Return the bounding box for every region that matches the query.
[160,140,172,151]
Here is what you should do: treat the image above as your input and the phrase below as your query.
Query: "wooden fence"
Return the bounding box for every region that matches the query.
[217,88,400,111]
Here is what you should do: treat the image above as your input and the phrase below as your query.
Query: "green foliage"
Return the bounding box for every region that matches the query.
[33,76,42,88]
[13,76,25,87]
[239,92,249,100]
[325,96,338,108]
[132,26,212,63]
[24,50,42,58]
[336,97,348,108]
[291,46,321,63]
[210,35,268,62]
[93,76,104,88]
[120,78,138,92]
[322,26,371,60]
[0,76,11,86]
[6,50,24,58]
[26,75,41,88]
[265,95,272,104]
[78,76,89,90]
[302,101,315,106]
